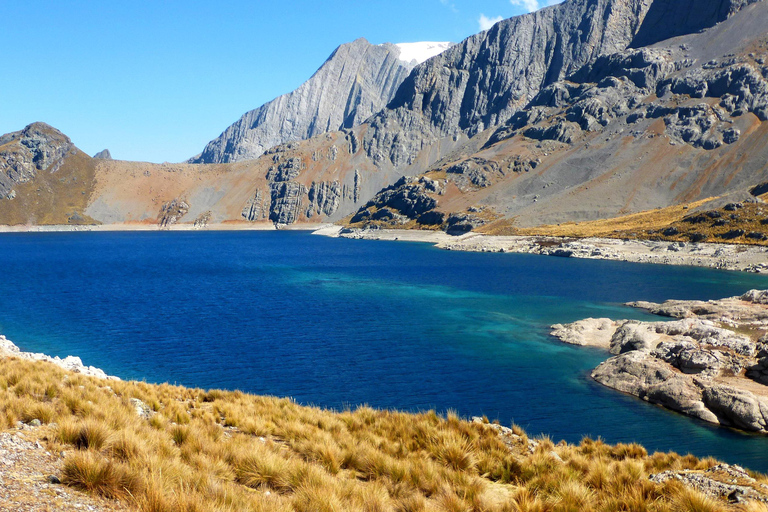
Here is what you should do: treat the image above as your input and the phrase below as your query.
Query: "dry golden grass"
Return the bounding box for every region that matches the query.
[480,198,716,238]
[0,356,762,511]
[481,197,768,248]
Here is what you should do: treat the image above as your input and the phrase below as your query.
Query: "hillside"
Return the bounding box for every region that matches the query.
[0,123,98,226]
[2,353,767,511]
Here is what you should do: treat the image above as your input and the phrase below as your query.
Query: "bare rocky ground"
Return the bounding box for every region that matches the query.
[0,425,130,512]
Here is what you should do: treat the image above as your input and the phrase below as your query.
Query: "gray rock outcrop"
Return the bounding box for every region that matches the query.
[550,318,622,348]
[591,350,720,423]
[0,122,76,200]
[650,464,768,503]
[92,149,112,160]
[551,291,768,434]
[629,292,768,322]
[363,0,760,169]
[350,176,445,227]
[306,181,341,218]
[194,39,425,163]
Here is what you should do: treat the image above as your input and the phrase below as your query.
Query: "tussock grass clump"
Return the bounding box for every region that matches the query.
[0,357,763,512]
[60,419,111,450]
[672,487,729,512]
[62,450,143,499]
[234,449,295,492]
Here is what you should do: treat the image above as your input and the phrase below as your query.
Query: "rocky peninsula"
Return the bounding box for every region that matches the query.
[551,290,768,434]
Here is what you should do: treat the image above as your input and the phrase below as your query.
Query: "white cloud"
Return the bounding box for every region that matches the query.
[439,0,458,13]
[510,0,540,13]
[510,0,563,13]
[478,14,504,31]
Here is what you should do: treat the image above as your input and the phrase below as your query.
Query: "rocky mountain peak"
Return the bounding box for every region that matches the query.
[391,42,453,65]
[193,38,422,164]
[0,122,78,200]
[93,149,112,160]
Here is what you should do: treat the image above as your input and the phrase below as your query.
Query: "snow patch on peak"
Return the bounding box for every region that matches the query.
[393,42,453,64]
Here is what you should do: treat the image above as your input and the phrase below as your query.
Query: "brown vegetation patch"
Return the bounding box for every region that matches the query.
[480,198,768,248]
[0,149,99,226]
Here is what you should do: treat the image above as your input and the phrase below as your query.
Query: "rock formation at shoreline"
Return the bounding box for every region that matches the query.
[332,227,768,272]
[551,290,768,433]
[0,334,115,380]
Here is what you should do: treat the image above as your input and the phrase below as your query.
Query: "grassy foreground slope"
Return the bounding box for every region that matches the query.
[2,357,767,512]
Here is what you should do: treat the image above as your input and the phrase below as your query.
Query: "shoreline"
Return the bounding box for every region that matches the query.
[2,222,768,273]
[0,335,115,380]
[550,291,768,437]
[0,222,323,233]
[316,226,768,273]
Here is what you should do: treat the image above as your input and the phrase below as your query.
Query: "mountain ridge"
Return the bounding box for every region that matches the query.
[192,38,451,164]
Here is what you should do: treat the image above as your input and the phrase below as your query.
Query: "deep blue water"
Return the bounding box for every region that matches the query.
[2,231,768,470]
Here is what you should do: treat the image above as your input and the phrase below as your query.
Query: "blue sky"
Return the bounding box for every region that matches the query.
[1,0,559,163]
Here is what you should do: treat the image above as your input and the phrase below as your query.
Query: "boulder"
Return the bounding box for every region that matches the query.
[742,289,768,304]
[703,385,768,432]
[609,322,660,354]
[678,348,721,374]
[550,318,621,348]
[651,338,698,365]
[592,351,718,424]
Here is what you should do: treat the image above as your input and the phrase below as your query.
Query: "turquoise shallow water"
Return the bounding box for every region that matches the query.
[1,231,768,469]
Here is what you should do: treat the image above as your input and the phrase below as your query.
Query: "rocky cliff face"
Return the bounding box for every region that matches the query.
[362,0,763,169]
[193,39,446,164]
[351,0,768,232]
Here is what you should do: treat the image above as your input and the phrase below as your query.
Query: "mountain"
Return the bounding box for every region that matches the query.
[2,0,768,235]
[362,0,763,169]
[0,122,97,225]
[192,39,452,164]
[351,0,768,234]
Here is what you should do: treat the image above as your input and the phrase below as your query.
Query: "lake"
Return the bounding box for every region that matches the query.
[1,230,768,470]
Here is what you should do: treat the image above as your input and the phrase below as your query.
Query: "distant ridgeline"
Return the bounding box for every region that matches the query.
[2,0,768,237]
